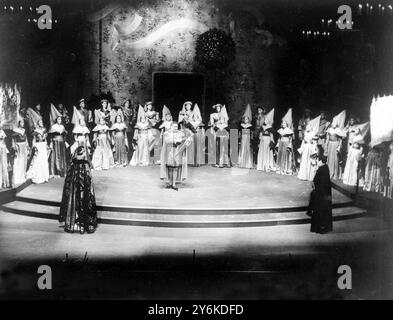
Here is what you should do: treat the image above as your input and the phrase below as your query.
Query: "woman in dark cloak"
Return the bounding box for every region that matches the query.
[59,146,97,234]
[309,153,333,234]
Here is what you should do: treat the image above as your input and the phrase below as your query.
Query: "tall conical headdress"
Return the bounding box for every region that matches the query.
[243,104,252,121]
[71,106,83,125]
[306,115,321,135]
[332,110,346,129]
[26,106,42,128]
[264,108,275,126]
[137,104,145,123]
[282,108,293,129]
[50,104,62,124]
[162,105,171,119]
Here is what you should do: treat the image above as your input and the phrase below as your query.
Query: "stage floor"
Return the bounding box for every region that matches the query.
[17,166,351,210]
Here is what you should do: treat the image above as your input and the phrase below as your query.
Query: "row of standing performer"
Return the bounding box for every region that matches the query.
[1,99,393,199]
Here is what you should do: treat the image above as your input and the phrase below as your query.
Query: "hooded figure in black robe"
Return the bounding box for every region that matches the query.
[309,154,333,234]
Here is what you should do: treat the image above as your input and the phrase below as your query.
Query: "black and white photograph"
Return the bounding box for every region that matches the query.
[0,0,393,303]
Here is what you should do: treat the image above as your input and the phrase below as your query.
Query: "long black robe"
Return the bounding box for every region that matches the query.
[59,158,97,233]
[310,164,333,234]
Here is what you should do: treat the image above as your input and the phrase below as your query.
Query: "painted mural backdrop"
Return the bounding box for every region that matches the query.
[84,0,287,125]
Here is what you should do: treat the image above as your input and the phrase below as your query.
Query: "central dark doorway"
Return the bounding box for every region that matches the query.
[152,72,205,121]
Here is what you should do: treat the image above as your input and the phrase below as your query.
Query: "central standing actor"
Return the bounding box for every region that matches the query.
[162,122,192,190]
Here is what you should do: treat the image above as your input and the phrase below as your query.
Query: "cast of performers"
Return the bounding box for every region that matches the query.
[0,129,10,189]
[324,110,346,180]
[12,120,29,186]
[162,122,191,190]
[342,130,364,186]
[276,108,294,175]
[257,108,275,172]
[309,153,333,234]
[238,104,253,169]
[130,106,150,166]
[49,116,68,178]
[59,146,97,234]
[111,115,128,167]
[297,115,320,181]
[91,118,114,170]
[26,119,50,184]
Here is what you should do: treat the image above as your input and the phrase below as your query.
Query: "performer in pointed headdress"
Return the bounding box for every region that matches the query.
[95,98,110,126]
[0,128,10,189]
[214,105,230,168]
[91,117,114,170]
[159,105,173,131]
[190,104,205,166]
[297,115,320,181]
[49,113,68,178]
[325,110,346,180]
[238,104,253,168]
[257,108,275,172]
[342,129,365,186]
[344,116,359,152]
[143,101,161,156]
[26,119,50,184]
[11,119,29,186]
[130,105,150,166]
[276,108,294,175]
[76,98,93,129]
[179,101,197,165]
[162,122,192,190]
[111,114,128,167]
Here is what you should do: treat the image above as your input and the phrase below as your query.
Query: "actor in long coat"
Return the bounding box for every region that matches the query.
[309,155,333,234]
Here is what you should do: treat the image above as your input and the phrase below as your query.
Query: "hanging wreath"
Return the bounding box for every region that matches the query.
[195,28,235,69]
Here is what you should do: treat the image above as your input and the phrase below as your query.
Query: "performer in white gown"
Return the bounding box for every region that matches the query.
[91,118,114,170]
[214,106,230,168]
[257,108,275,172]
[130,105,150,166]
[190,104,205,166]
[276,108,294,175]
[111,115,128,167]
[297,115,320,181]
[0,129,10,189]
[238,104,253,169]
[325,110,346,180]
[27,119,50,184]
[342,130,364,186]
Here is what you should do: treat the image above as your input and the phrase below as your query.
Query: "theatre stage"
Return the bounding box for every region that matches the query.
[1,166,364,227]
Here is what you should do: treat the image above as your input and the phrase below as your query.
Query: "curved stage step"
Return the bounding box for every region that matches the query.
[1,200,366,228]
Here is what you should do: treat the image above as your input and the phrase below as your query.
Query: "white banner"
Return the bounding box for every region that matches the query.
[370,95,393,147]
